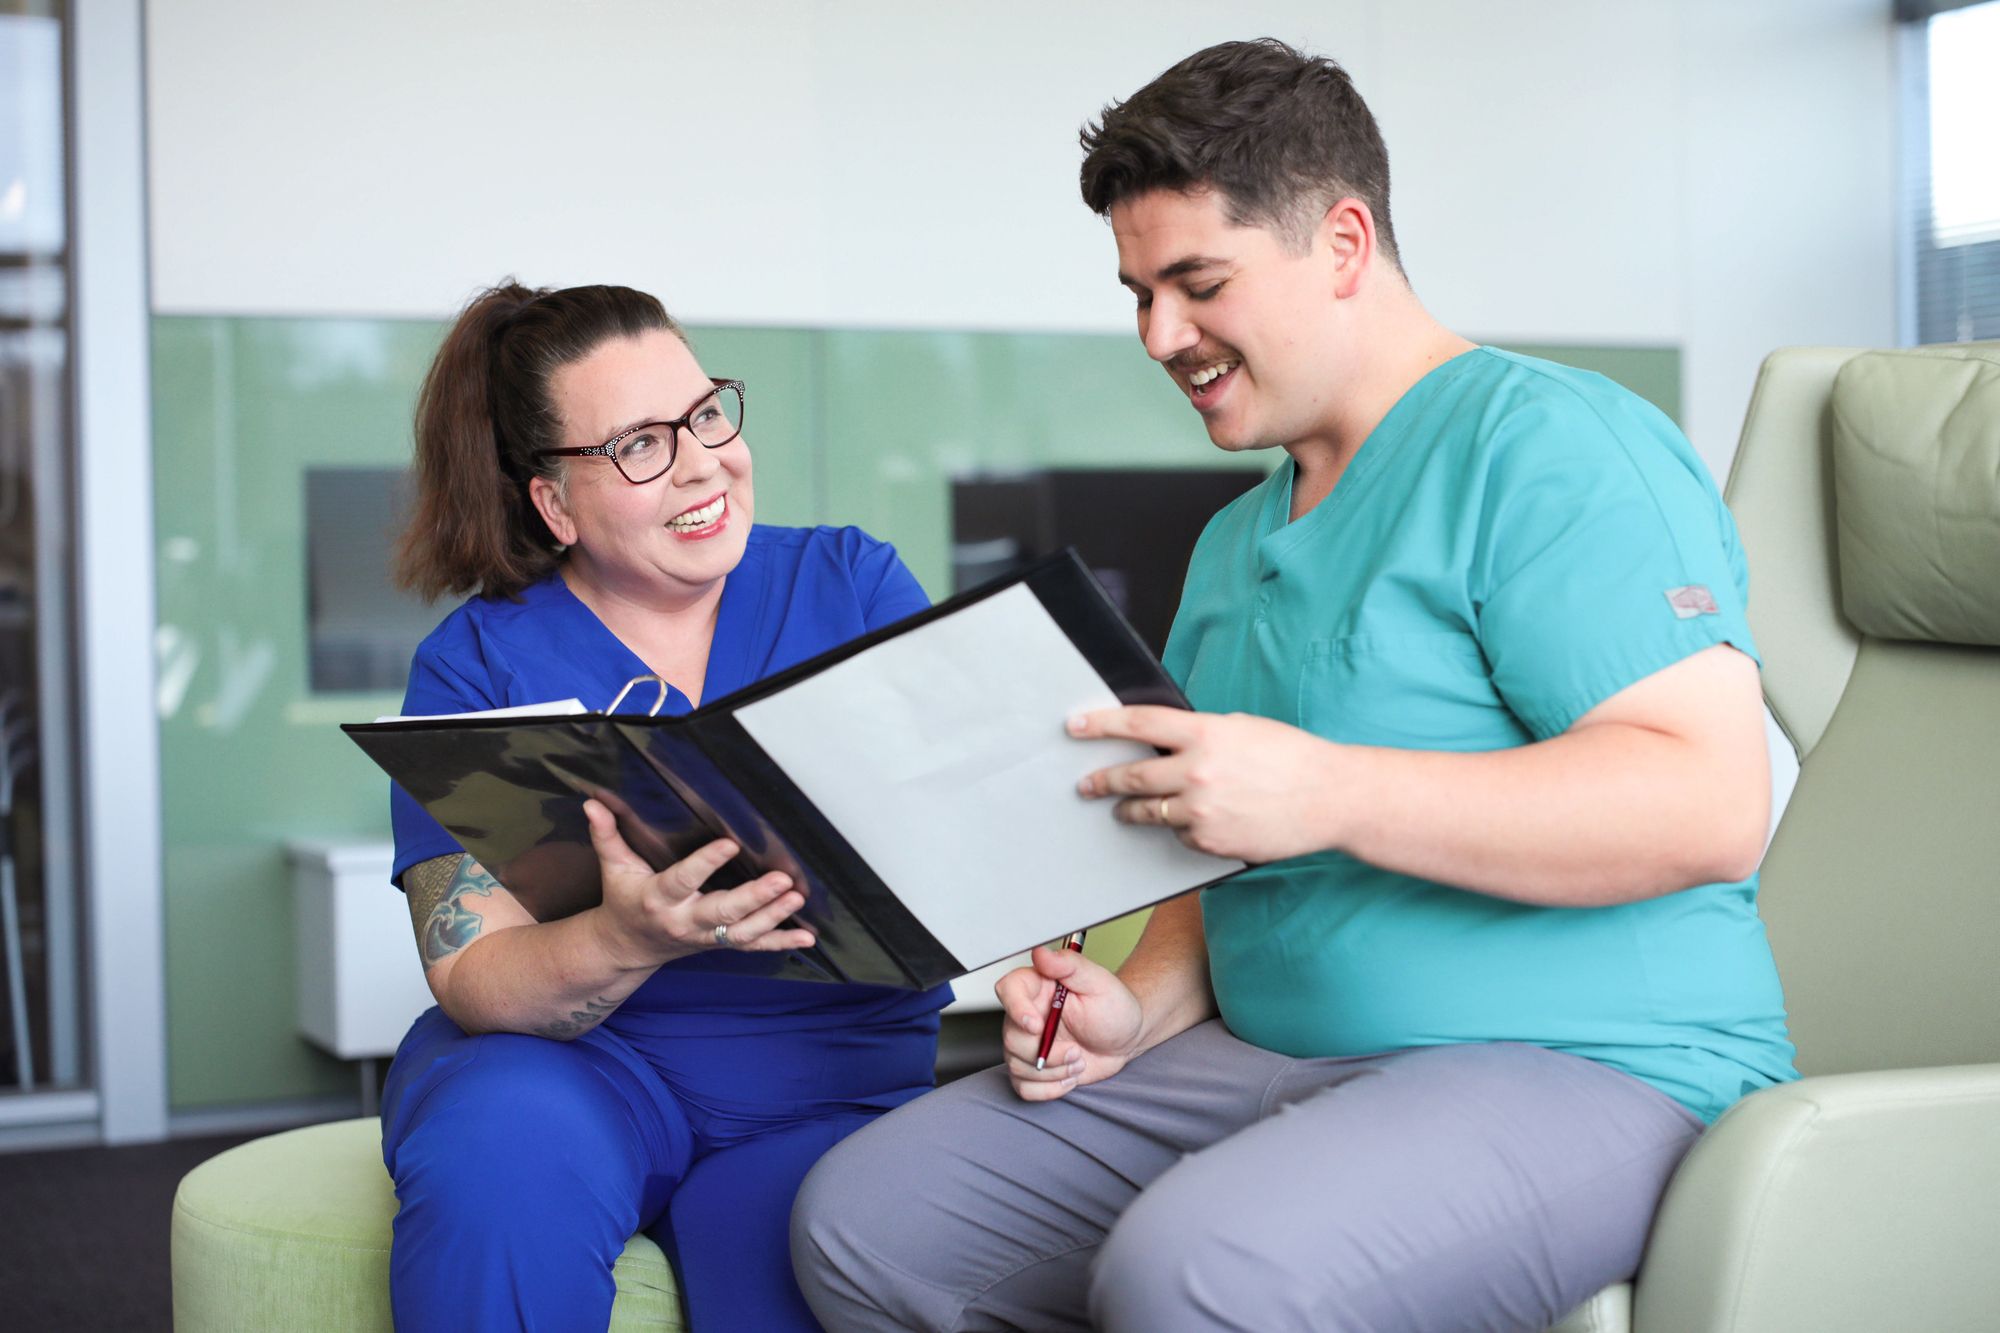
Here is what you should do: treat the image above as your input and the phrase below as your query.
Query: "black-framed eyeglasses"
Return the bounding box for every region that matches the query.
[533,378,746,485]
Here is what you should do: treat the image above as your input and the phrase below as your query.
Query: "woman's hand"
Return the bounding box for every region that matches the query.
[582,798,816,970]
[997,945,1144,1102]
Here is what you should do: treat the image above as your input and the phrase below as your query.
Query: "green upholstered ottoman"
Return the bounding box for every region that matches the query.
[171,1117,683,1331]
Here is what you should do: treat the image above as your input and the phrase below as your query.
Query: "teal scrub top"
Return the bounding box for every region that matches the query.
[1166,348,1797,1122]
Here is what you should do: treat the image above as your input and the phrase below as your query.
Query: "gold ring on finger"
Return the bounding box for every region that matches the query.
[1158,796,1173,825]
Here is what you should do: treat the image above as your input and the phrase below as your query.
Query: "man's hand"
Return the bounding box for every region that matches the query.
[997,945,1145,1102]
[1071,706,1343,863]
[1078,645,1768,907]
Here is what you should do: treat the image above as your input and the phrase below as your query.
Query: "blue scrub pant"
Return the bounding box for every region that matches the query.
[382,1005,932,1332]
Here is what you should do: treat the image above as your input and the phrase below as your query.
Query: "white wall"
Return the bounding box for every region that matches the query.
[144,0,1898,473]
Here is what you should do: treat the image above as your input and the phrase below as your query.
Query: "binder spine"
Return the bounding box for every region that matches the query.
[688,715,964,991]
[610,720,864,986]
[1028,553,1192,710]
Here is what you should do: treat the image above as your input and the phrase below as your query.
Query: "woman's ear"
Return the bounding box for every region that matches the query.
[528,474,577,547]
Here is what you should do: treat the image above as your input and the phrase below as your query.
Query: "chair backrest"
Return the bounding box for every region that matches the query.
[1725,343,2000,1077]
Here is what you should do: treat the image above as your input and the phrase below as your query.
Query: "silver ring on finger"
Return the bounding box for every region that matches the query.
[713,922,730,948]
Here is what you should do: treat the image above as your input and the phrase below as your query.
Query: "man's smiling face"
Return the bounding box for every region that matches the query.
[1111,187,1338,455]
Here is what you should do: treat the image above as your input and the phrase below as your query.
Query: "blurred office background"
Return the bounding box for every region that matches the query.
[1,0,1994,1177]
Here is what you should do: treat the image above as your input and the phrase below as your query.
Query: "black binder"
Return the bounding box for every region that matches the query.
[344,550,1244,990]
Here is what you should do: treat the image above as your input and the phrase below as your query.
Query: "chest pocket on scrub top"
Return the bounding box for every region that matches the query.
[1296,631,1517,751]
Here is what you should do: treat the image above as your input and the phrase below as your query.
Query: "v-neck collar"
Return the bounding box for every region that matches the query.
[1259,348,1487,554]
[545,535,763,716]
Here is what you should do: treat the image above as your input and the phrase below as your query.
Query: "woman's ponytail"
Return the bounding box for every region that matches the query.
[396,281,547,600]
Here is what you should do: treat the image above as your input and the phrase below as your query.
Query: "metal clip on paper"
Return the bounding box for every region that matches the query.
[603,674,669,717]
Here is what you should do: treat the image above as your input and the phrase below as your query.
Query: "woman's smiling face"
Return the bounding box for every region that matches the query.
[533,329,754,605]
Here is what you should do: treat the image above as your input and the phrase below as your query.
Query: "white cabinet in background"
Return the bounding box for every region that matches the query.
[287,840,432,1060]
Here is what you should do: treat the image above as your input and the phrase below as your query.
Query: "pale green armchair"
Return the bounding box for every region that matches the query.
[1552,342,2000,1333]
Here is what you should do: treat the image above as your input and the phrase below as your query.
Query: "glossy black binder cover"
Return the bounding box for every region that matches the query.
[614,725,916,988]
[345,549,1207,990]
[345,716,704,921]
[346,718,844,984]
[681,716,966,990]
[1026,556,1193,713]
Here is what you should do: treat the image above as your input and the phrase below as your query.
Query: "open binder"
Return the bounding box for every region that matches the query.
[345,550,1245,990]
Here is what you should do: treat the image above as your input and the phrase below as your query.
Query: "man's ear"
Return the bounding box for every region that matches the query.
[528,474,577,547]
[1318,197,1376,300]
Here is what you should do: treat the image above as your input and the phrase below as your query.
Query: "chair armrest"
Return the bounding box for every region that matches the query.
[1633,1064,2000,1333]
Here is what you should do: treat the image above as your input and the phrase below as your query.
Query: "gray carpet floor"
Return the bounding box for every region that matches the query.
[0,1132,251,1331]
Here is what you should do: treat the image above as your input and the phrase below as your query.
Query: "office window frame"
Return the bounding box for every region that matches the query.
[1898,0,2000,344]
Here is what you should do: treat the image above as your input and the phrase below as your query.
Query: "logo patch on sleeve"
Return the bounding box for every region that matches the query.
[1665,585,1719,619]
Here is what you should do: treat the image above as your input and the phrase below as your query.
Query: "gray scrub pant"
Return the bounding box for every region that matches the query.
[791,1020,1703,1333]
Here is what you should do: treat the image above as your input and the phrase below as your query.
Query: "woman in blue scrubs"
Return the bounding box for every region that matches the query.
[380,280,948,1331]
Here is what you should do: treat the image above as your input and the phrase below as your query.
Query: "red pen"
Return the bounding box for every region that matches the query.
[1033,931,1088,1070]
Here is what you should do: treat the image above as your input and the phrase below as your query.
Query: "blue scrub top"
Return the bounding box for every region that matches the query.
[1168,348,1797,1122]
[390,523,952,1036]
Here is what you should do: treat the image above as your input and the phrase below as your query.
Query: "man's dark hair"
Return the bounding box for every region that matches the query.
[1079,38,1401,269]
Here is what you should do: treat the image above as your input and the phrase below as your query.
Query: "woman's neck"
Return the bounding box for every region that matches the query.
[559,557,724,706]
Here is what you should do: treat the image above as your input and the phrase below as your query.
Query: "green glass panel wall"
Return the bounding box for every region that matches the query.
[154,317,440,1108]
[151,315,1678,1109]
[1505,343,1680,427]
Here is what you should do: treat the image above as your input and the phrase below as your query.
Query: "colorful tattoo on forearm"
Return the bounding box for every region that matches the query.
[409,855,499,971]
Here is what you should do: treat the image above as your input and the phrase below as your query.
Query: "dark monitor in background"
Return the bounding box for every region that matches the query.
[304,467,439,693]
[950,468,1266,657]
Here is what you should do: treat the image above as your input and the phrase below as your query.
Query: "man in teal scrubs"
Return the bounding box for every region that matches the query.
[794,39,1795,1332]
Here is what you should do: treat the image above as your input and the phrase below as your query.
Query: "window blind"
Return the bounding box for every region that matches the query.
[1906,0,2000,343]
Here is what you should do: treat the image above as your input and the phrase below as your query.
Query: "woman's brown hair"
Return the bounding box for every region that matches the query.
[395,279,683,601]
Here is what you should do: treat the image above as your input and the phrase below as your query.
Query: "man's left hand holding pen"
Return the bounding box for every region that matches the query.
[996,887,1219,1103]
[999,938,1141,1101]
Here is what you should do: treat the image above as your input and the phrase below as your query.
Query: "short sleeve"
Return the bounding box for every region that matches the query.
[1472,397,1759,740]
[388,632,495,886]
[847,532,931,631]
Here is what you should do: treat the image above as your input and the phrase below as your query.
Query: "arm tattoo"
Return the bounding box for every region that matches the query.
[534,994,622,1041]
[403,854,460,934]
[404,853,499,972]
[404,854,622,1038]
